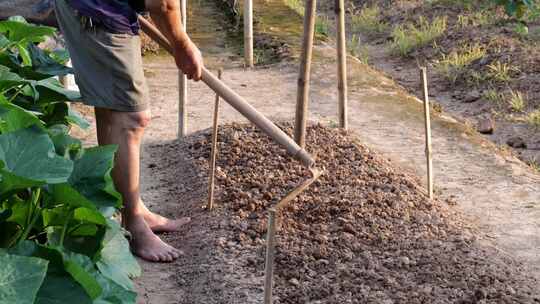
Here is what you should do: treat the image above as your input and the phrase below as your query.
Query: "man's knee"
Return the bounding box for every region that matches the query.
[113,110,151,131]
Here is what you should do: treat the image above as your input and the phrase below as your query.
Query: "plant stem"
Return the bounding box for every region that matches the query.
[17,188,41,243]
[59,210,73,247]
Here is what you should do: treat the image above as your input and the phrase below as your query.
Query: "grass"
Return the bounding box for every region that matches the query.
[315,16,330,38]
[508,90,526,112]
[528,160,540,172]
[283,0,304,16]
[527,109,540,128]
[456,11,492,28]
[348,34,369,64]
[483,89,504,105]
[434,44,486,83]
[351,6,389,36]
[390,16,447,56]
[486,61,518,82]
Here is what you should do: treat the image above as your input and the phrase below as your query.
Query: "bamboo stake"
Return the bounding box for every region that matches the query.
[294,0,317,148]
[207,69,223,211]
[335,0,348,130]
[178,0,188,138]
[264,209,277,304]
[244,0,254,68]
[420,67,434,199]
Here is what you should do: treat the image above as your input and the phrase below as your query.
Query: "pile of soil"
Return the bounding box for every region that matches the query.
[180,123,539,303]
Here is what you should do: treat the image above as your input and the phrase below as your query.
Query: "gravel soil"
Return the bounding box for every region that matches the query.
[168,123,540,304]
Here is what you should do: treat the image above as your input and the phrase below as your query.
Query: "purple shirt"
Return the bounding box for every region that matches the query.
[69,0,141,34]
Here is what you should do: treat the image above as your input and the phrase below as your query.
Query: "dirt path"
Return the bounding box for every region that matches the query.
[74,1,540,302]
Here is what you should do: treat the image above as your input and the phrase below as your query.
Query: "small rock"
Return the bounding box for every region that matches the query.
[399,256,410,266]
[288,278,300,286]
[477,118,494,134]
[506,136,527,149]
[463,90,481,103]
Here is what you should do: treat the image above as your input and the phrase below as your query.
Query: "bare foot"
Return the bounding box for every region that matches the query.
[125,214,182,263]
[140,201,191,233]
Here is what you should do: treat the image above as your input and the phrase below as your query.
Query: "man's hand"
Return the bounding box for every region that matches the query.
[174,41,203,81]
[145,0,204,81]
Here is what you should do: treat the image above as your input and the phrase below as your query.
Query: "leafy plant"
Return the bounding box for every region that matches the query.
[435,44,486,83]
[351,5,389,36]
[486,60,519,82]
[527,108,540,127]
[0,17,139,304]
[508,90,526,111]
[390,16,447,56]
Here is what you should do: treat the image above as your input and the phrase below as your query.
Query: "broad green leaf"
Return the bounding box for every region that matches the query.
[36,78,81,102]
[94,275,137,304]
[0,127,73,193]
[0,20,55,44]
[0,253,49,304]
[17,42,32,66]
[42,206,70,227]
[6,196,30,226]
[0,64,24,92]
[62,252,103,300]
[50,183,96,210]
[70,224,99,237]
[69,146,122,210]
[67,108,91,130]
[0,94,43,132]
[48,126,82,158]
[74,207,107,226]
[28,44,73,77]
[96,220,140,291]
[35,273,92,304]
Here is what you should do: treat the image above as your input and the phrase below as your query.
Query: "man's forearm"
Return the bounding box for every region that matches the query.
[145,0,191,53]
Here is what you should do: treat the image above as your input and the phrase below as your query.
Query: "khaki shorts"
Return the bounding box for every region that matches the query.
[55,0,149,112]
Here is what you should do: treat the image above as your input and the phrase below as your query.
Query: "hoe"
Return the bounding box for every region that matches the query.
[138,16,323,302]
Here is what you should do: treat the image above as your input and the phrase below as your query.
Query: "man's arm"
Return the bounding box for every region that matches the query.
[144,0,203,81]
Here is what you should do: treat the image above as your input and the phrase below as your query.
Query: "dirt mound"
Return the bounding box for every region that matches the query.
[181,123,539,303]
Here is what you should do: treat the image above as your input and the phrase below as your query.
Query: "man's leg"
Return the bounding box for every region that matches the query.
[94,108,189,234]
[99,109,180,262]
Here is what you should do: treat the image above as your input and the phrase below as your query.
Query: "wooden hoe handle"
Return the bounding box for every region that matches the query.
[137,15,315,168]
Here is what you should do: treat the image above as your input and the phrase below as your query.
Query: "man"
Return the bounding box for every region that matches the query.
[55,0,204,263]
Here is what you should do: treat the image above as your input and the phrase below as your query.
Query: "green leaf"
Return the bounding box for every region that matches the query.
[96,220,140,291]
[0,20,55,44]
[17,42,32,66]
[0,253,49,304]
[68,146,122,210]
[35,78,81,103]
[67,108,91,130]
[0,127,73,193]
[48,126,82,158]
[93,275,137,304]
[35,273,92,304]
[74,207,107,226]
[62,252,103,300]
[28,44,73,77]
[0,94,43,132]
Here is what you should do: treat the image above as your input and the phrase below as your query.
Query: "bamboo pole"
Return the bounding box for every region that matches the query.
[294,0,317,148]
[138,16,316,168]
[244,0,254,68]
[264,209,277,304]
[335,0,348,130]
[207,69,223,211]
[420,67,434,199]
[178,0,188,138]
